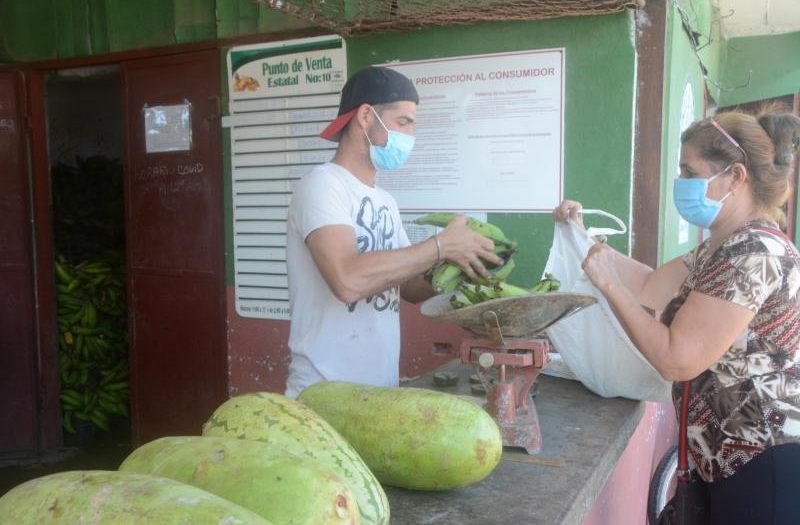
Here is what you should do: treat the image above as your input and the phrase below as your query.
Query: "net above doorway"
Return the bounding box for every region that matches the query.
[258,0,646,34]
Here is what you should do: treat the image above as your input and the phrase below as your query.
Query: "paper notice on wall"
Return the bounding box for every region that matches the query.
[143,103,192,153]
[379,49,565,212]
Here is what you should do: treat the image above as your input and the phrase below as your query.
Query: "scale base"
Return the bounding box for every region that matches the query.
[486,381,543,455]
[457,316,550,455]
[495,399,543,455]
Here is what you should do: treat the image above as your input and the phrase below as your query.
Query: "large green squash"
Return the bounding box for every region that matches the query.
[119,436,358,525]
[0,470,272,524]
[298,382,503,490]
[202,392,388,525]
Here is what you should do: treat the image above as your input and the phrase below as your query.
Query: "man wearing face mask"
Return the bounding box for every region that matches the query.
[284,66,501,398]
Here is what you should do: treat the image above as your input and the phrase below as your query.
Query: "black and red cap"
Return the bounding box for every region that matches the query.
[320,66,419,142]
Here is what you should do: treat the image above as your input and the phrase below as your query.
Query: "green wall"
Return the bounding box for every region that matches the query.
[717,31,800,107]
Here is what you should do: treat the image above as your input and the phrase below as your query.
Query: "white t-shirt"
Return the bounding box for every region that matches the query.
[285,162,410,398]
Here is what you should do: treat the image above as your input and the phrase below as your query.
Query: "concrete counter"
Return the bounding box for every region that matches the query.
[387,359,646,525]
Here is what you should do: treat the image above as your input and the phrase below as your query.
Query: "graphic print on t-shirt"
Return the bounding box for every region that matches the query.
[347,196,401,313]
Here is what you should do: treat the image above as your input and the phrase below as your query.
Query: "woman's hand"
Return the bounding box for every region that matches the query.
[581,241,623,294]
[552,200,585,228]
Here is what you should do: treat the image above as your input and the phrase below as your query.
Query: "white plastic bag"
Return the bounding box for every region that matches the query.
[543,209,672,402]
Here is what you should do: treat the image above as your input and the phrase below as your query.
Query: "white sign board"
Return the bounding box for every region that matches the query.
[227,36,347,320]
[378,49,565,212]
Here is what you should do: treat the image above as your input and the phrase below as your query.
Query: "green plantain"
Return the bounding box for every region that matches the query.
[493,281,532,298]
[414,213,518,249]
[431,262,463,294]
[474,257,516,286]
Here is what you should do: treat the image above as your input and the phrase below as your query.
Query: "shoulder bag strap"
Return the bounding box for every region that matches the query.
[677,381,692,482]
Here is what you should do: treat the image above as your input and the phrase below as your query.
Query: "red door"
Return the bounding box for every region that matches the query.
[0,71,39,456]
[122,51,226,445]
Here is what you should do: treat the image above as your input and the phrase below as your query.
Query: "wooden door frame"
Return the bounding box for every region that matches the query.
[631,0,667,267]
[25,69,63,451]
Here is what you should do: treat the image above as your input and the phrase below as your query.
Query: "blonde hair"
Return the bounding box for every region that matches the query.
[681,106,800,226]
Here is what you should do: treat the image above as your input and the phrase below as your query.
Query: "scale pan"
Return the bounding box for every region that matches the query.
[420,292,597,339]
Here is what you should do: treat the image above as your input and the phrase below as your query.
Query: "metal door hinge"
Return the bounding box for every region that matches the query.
[207,95,221,121]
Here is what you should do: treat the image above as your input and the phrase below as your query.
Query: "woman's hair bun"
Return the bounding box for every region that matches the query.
[757,109,800,167]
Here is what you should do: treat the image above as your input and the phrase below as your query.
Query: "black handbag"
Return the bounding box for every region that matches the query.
[655,382,710,525]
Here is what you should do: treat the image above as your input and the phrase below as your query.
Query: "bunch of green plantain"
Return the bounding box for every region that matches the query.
[55,252,129,434]
[531,272,560,293]
[415,213,560,310]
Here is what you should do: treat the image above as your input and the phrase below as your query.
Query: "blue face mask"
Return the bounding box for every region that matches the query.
[365,107,415,170]
[673,170,732,228]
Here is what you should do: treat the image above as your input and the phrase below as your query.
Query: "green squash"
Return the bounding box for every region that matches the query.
[202,392,388,525]
[298,382,503,490]
[119,436,358,525]
[0,470,272,524]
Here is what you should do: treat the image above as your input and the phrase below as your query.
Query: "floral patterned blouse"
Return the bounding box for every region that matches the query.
[661,220,800,482]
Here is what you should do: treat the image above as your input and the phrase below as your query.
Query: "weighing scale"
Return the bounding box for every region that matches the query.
[421,292,596,454]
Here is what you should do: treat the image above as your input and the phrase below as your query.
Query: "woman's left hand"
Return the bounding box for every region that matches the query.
[581,241,623,294]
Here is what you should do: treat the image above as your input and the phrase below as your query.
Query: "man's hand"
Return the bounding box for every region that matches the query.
[436,215,504,281]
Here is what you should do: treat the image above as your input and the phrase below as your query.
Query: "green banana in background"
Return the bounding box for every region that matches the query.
[54,260,75,285]
[54,251,129,435]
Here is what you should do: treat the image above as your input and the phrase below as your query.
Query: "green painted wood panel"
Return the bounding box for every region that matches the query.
[215,0,313,38]
[89,0,111,55]
[0,0,312,62]
[104,0,177,51]
[173,0,217,44]
[0,0,60,62]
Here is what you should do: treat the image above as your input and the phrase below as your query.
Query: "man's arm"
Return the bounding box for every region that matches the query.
[306,216,502,305]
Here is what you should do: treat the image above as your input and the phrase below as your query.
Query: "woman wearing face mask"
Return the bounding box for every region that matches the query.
[284,67,501,398]
[554,108,800,524]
